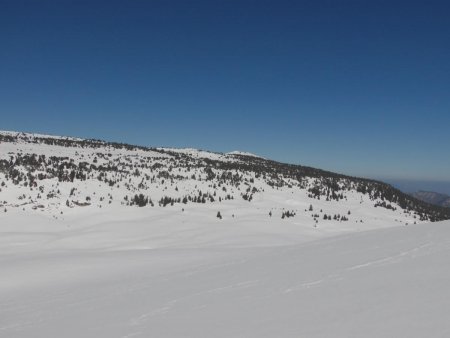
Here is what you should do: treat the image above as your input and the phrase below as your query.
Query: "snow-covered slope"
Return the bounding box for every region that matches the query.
[1,130,448,226]
[1,214,450,337]
[2,130,450,337]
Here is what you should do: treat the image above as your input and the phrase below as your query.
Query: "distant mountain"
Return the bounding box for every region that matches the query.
[1,130,450,224]
[381,178,450,197]
[410,191,450,208]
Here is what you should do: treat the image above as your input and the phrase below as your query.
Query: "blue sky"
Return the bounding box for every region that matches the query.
[1,0,449,182]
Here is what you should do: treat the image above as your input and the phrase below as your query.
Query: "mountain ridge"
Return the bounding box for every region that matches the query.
[410,190,450,208]
[1,130,449,224]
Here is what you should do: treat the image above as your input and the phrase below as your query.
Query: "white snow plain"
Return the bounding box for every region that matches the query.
[1,206,450,338]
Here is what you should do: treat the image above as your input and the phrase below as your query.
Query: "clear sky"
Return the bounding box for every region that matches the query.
[1,0,449,181]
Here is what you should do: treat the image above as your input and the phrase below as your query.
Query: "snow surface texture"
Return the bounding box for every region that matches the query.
[1,210,450,337]
[1,131,450,337]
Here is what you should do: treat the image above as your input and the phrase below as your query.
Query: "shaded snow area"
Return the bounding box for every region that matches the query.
[1,209,450,337]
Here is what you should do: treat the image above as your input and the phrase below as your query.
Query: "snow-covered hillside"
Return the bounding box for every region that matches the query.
[2,130,450,337]
[1,130,449,226]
